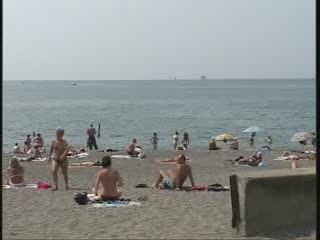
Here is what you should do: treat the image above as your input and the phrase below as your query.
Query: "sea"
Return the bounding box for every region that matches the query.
[2,79,315,152]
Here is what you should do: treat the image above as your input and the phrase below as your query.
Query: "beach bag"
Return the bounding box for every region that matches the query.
[74,192,90,205]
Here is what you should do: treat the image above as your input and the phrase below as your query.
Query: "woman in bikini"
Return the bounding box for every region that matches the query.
[48,128,69,190]
[5,157,25,186]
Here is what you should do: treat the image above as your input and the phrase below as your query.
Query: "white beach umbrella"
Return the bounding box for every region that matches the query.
[243,126,266,133]
[291,132,312,142]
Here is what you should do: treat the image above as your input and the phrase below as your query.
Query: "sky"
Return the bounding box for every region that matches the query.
[3,0,315,80]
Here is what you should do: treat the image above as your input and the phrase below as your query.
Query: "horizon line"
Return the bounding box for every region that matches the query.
[3,77,315,81]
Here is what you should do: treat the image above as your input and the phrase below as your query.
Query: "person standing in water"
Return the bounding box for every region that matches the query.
[173,131,179,150]
[182,132,190,149]
[150,132,159,151]
[49,128,69,190]
[249,132,256,147]
[87,124,98,150]
[266,136,272,146]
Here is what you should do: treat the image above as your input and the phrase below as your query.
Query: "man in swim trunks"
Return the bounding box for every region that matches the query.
[92,156,123,201]
[48,128,69,190]
[87,124,98,150]
[153,154,195,191]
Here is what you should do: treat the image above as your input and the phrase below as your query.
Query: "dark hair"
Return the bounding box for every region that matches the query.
[27,134,30,137]
[153,132,157,135]
[133,138,137,143]
[101,156,111,168]
[90,124,93,127]
[24,141,28,145]
[175,131,179,135]
[15,143,18,146]
[183,132,189,139]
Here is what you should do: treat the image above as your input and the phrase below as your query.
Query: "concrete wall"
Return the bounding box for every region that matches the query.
[230,168,316,238]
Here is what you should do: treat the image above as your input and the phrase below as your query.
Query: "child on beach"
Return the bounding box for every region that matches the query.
[153,154,195,191]
[48,128,69,190]
[13,143,23,154]
[150,132,159,150]
[182,132,190,149]
[249,132,255,146]
[173,131,179,150]
[5,157,25,186]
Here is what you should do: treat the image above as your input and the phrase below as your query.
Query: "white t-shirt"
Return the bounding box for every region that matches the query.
[173,135,179,144]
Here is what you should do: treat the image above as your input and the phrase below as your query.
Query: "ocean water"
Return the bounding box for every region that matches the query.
[2,79,315,152]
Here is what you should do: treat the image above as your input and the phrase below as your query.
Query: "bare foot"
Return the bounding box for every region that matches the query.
[152,184,159,190]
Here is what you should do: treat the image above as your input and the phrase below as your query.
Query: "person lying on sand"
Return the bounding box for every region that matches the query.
[70,160,102,167]
[67,147,86,156]
[5,157,25,186]
[92,156,123,201]
[235,151,262,167]
[48,128,69,190]
[282,151,303,168]
[153,154,195,191]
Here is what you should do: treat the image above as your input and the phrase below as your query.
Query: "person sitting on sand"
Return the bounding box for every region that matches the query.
[282,151,302,168]
[21,145,42,161]
[13,143,23,154]
[153,154,195,191]
[126,138,140,157]
[92,156,123,201]
[23,141,32,154]
[236,151,262,167]
[209,137,221,150]
[48,128,69,190]
[230,139,239,150]
[5,157,25,186]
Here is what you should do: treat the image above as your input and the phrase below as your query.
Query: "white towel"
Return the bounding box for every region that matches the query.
[68,153,89,159]
[3,184,37,189]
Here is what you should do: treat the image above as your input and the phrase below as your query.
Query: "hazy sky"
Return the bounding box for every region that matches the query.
[3,0,315,80]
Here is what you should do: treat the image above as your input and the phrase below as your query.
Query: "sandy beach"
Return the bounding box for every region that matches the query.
[2,149,315,239]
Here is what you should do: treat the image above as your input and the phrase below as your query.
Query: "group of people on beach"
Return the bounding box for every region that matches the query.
[6,127,196,201]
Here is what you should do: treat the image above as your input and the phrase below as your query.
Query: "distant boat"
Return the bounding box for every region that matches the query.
[201,76,207,80]
[72,83,77,85]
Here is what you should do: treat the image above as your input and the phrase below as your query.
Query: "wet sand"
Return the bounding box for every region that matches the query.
[2,149,316,239]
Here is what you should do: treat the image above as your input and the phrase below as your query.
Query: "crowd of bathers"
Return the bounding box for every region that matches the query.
[5,125,316,201]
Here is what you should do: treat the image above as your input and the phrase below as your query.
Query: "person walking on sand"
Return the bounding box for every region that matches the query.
[150,132,159,151]
[87,124,98,150]
[48,128,69,190]
[173,131,179,150]
[92,156,123,201]
[153,154,195,191]
[182,132,190,149]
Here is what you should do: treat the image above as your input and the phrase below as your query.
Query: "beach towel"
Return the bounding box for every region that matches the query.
[91,201,141,208]
[111,155,133,159]
[158,159,192,165]
[3,184,38,189]
[236,161,265,167]
[16,157,47,162]
[68,152,89,159]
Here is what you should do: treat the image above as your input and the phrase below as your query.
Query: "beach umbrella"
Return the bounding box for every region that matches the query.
[215,133,237,141]
[243,126,266,133]
[291,132,312,142]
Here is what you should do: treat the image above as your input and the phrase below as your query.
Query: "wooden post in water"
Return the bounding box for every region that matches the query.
[98,123,101,138]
